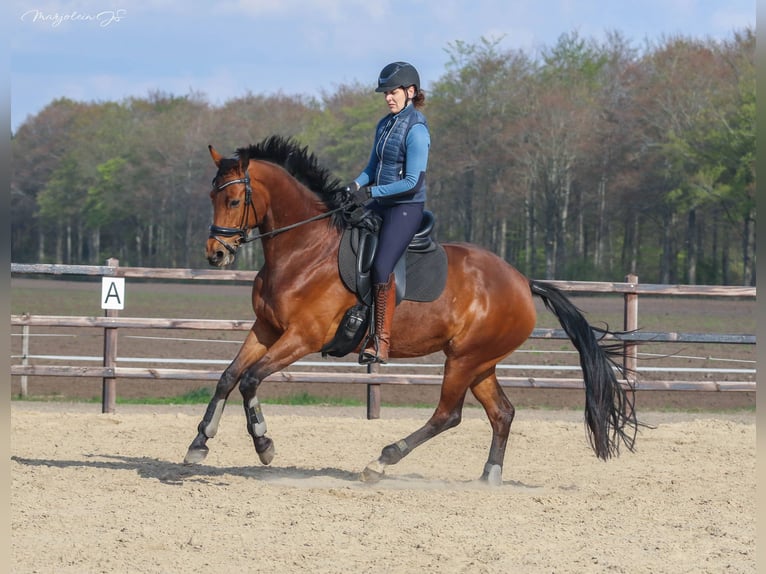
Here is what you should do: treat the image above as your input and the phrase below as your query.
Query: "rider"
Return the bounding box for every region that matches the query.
[345,61,431,364]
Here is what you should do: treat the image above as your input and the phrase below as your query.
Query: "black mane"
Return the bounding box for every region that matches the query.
[234,136,348,229]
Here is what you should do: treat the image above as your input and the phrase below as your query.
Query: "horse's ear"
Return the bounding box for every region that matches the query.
[209,145,223,167]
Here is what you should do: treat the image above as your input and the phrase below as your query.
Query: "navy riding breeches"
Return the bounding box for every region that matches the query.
[368,201,424,285]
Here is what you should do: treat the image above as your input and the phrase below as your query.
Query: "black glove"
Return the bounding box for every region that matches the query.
[344,182,371,206]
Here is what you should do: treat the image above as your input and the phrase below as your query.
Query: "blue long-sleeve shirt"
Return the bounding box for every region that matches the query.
[354,109,430,202]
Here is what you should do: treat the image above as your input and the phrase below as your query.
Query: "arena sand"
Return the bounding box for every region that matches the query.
[11,402,755,573]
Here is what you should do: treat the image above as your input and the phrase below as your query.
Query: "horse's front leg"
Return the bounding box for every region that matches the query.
[237,329,315,465]
[184,330,267,464]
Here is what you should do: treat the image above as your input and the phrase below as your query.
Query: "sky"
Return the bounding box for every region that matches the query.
[9,0,755,133]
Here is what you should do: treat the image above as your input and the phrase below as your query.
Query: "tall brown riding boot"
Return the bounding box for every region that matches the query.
[362,273,396,364]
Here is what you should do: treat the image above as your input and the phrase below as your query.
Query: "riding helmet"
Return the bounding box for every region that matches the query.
[375,62,420,92]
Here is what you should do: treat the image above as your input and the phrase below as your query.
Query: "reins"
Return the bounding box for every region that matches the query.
[209,168,345,255]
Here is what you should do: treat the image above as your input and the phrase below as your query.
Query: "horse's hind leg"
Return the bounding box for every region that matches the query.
[184,331,267,464]
[361,360,471,483]
[469,371,515,486]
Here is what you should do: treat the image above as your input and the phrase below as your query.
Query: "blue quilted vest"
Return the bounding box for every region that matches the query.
[373,104,428,203]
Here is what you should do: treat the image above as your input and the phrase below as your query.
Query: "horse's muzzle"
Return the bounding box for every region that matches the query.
[207,236,237,267]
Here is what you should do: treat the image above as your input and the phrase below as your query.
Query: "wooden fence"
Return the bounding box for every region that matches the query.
[11,260,756,417]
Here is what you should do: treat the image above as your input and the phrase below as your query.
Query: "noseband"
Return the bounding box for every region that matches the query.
[209,168,346,256]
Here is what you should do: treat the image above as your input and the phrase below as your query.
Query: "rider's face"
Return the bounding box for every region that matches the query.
[384,86,414,114]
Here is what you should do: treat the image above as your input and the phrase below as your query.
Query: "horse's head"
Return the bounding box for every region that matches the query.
[206,145,259,267]
[205,137,350,267]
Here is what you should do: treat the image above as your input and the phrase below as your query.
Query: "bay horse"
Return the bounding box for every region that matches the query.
[184,135,639,485]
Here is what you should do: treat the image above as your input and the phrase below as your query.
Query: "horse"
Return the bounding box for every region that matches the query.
[184,135,639,485]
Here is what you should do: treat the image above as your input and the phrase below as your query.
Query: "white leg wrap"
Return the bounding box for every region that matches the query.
[483,463,503,487]
[247,397,267,437]
[202,400,226,438]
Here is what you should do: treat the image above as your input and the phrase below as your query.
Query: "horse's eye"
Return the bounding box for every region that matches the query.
[230,199,241,208]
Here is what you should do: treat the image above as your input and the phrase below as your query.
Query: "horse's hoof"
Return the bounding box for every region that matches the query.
[183,446,209,465]
[481,464,503,487]
[360,460,386,483]
[257,442,275,465]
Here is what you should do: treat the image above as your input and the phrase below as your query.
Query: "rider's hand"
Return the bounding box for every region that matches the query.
[344,182,371,206]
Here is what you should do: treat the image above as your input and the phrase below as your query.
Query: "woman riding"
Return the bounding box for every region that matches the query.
[345,61,431,364]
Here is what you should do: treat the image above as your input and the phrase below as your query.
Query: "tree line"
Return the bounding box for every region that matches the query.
[11,29,755,285]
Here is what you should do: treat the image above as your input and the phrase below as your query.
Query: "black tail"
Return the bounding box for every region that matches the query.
[530,279,639,460]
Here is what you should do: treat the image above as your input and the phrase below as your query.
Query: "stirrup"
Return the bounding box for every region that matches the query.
[359,335,381,365]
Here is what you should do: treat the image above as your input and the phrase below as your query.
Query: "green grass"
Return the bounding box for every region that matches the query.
[262,391,364,407]
[10,391,753,414]
[11,388,368,408]
[11,388,439,409]
[132,389,366,407]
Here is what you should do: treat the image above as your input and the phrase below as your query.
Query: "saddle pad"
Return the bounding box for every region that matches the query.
[337,229,448,303]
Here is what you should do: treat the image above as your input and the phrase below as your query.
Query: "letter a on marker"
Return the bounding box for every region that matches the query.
[101,277,125,310]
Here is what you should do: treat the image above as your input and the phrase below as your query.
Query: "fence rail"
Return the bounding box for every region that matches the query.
[11,261,756,416]
[10,314,756,344]
[11,261,758,296]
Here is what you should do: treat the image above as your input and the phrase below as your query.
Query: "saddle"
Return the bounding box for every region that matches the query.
[321,210,448,358]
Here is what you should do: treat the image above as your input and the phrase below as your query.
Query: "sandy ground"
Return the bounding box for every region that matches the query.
[11,401,755,574]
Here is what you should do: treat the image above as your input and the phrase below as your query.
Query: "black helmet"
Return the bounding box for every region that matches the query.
[375,61,420,93]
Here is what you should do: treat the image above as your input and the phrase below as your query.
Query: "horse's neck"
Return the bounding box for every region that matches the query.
[255,163,339,261]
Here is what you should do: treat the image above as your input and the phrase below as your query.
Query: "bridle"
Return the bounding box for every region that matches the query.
[208,167,346,255]
[208,171,256,255]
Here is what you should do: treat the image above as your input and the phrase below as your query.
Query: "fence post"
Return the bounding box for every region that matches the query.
[367,362,381,419]
[102,258,120,414]
[21,323,29,398]
[623,273,638,385]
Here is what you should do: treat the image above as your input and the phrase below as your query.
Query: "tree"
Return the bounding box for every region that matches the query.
[429,38,532,261]
[36,155,84,262]
[636,32,755,284]
[517,32,609,278]
[11,98,89,262]
[125,91,216,267]
[10,28,754,284]
[302,83,380,179]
